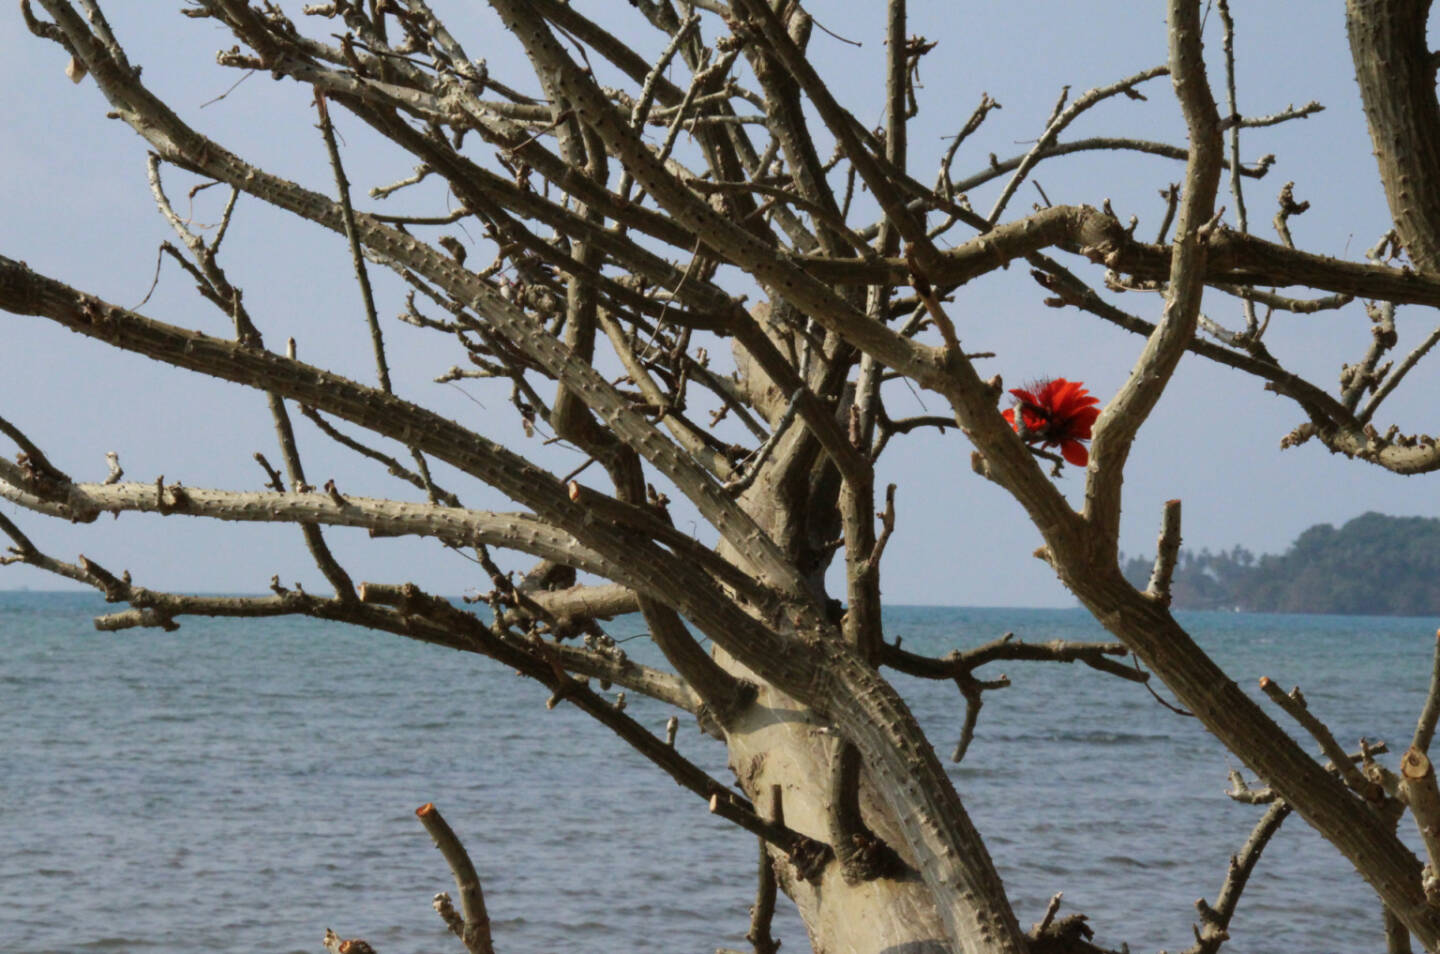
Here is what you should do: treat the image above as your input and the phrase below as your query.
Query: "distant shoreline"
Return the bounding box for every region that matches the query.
[1122,512,1440,617]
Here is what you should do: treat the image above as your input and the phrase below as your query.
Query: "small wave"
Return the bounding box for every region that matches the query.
[1033,730,1171,745]
[0,674,55,687]
[1097,854,1151,868]
[74,938,158,950]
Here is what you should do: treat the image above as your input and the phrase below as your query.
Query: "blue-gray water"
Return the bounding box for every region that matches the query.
[2,593,1436,953]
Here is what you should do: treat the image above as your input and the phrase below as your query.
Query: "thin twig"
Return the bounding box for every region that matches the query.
[1258,677,1380,800]
[315,90,393,392]
[1216,0,1259,337]
[1413,630,1440,753]
[746,786,782,954]
[1146,499,1182,605]
[723,388,802,494]
[299,405,460,506]
[987,65,1169,224]
[1185,798,1292,954]
[0,414,70,485]
[416,802,495,954]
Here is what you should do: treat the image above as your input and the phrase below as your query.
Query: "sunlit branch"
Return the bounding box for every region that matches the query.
[415,802,496,954]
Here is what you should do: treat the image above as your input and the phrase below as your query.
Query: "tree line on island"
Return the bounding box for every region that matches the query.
[1122,512,1440,615]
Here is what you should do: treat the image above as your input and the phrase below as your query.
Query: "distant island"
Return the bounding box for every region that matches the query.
[1120,512,1440,616]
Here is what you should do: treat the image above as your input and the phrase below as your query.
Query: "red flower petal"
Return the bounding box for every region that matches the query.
[1060,439,1090,467]
[1046,379,1098,417]
[1008,386,1040,405]
[1063,405,1100,441]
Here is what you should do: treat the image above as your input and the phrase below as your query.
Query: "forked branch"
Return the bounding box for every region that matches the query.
[416,802,496,954]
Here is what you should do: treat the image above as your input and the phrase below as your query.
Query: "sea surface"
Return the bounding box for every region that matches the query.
[2,592,1437,953]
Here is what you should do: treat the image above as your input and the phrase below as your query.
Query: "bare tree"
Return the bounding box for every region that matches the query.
[5,1,1440,952]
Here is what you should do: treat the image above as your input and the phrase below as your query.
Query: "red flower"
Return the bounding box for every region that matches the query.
[1001,378,1101,467]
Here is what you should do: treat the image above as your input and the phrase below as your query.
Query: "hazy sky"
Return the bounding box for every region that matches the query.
[1,2,1433,608]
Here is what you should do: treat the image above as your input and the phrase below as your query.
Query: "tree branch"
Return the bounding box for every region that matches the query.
[1184,799,1292,954]
[1083,2,1223,549]
[1146,499,1183,606]
[415,802,495,954]
[1413,629,1440,753]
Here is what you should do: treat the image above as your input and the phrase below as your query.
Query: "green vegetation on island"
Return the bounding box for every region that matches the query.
[1121,512,1440,616]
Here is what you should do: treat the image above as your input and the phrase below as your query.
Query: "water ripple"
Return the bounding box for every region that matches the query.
[2,595,1433,953]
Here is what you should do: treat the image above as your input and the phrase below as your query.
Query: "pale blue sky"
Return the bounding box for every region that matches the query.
[1,2,1432,607]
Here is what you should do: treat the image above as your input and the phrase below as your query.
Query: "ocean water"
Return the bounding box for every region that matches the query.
[2,592,1436,954]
